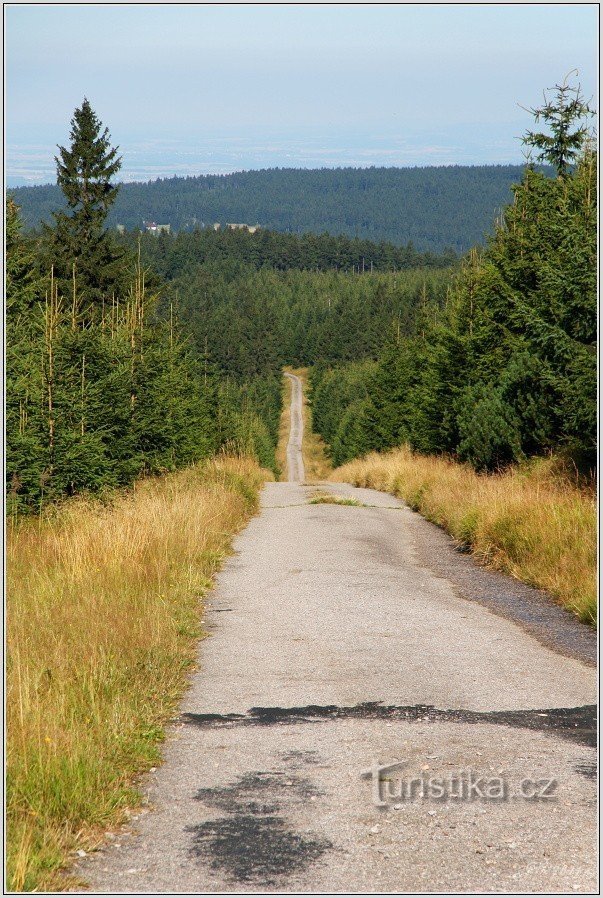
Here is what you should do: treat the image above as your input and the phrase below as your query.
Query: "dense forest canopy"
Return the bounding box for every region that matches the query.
[7,100,458,511]
[6,103,278,511]
[9,163,548,253]
[6,78,596,512]
[126,229,452,453]
[310,81,596,473]
[121,226,457,275]
[149,260,451,380]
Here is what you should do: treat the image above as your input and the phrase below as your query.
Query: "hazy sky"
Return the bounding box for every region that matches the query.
[5,3,598,183]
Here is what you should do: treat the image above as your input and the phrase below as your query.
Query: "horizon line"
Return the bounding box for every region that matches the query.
[7,159,535,190]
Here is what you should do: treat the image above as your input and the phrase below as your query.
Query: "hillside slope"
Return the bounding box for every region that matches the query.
[10,164,535,253]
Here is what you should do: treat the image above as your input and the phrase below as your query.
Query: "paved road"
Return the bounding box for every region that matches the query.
[284,372,305,483]
[80,403,597,893]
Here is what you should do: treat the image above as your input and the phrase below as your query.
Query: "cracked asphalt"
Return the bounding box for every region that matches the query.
[78,375,597,894]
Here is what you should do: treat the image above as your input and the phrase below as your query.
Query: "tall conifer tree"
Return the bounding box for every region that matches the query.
[522,74,594,176]
[45,98,125,315]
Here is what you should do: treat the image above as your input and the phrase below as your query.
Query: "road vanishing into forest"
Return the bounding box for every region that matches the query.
[284,372,305,483]
[80,374,597,893]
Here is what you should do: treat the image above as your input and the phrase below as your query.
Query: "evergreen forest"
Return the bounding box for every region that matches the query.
[10,163,548,253]
[6,82,596,515]
[311,84,596,473]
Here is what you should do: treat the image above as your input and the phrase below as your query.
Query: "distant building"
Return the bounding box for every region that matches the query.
[116,224,125,234]
[226,223,260,234]
[213,223,221,231]
[142,220,171,235]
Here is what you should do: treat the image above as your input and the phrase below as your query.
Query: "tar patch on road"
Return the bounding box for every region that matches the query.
[182,701,597,748]
[186,770,332,886]
[574,761,597,780]
[278,749,320,766]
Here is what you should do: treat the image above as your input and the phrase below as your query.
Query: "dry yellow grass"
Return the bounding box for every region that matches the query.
[277,367,332,482]
[335,447,596,625]
[309,490,364,507]
[275,371,291,479]
[6,455,269,891]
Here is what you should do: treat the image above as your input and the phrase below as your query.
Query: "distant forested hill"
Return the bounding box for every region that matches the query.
[10,164,536,253]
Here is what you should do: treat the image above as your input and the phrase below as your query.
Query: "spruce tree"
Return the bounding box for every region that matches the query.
[522,73,594,176]
[6,201,47,511]
[6,200,40,317]
[45,98,125,315]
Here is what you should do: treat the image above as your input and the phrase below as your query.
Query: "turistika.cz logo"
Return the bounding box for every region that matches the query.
[361,760,558,807]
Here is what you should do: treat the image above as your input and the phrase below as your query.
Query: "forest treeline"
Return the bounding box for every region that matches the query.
[11,163,541,253]
[127,231,452,376]
[128,239,452,463]
[7,197,284,509]
[5,102,279,512]
[120,225,456,275]
[311,85,596,473]
[7,81,596,512]
[6,101,454,511]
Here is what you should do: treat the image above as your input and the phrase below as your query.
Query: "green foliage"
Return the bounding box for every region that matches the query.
[311,362,372,445]
[15,179,449,501]
[216,375,282,473]
[55,98,121,217]
[522,74,594,176]
[7,81,595,505]
[310,128,596,474]
[43,99,127,315]
[360,336,418,453]
[6,199,40,317]
[310,362,377,466]
[143,248,451,382]
[456,385,522,471]
[6,201,223,512]
[6,201,47,510]
[497,351,560,456]
[331,399,374,467]
[8,99,286,511]
[126,226,454,274]
[11,164,546,254]
[111,232,451,479]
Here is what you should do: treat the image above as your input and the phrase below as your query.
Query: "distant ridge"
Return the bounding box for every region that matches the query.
[9,164,537,253]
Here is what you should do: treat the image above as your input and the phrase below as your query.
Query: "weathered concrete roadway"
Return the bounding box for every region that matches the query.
[80,391,597,893]
[284,372,305,483]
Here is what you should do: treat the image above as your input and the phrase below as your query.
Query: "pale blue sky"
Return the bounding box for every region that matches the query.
[5,3,598,183]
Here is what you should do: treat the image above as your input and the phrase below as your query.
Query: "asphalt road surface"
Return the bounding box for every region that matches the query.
[80,386,597,894]
[284,372,305,483]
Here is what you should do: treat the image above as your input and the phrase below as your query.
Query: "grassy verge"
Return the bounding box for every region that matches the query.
[334,447,596,625]
[309,491,364,507]
[275,371,292,479]
[6,455,268,891]
[276,367,332,482]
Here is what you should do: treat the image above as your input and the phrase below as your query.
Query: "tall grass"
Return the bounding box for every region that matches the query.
[6,456,267,891]
[335,447,596,625]
[275,371,292,479]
